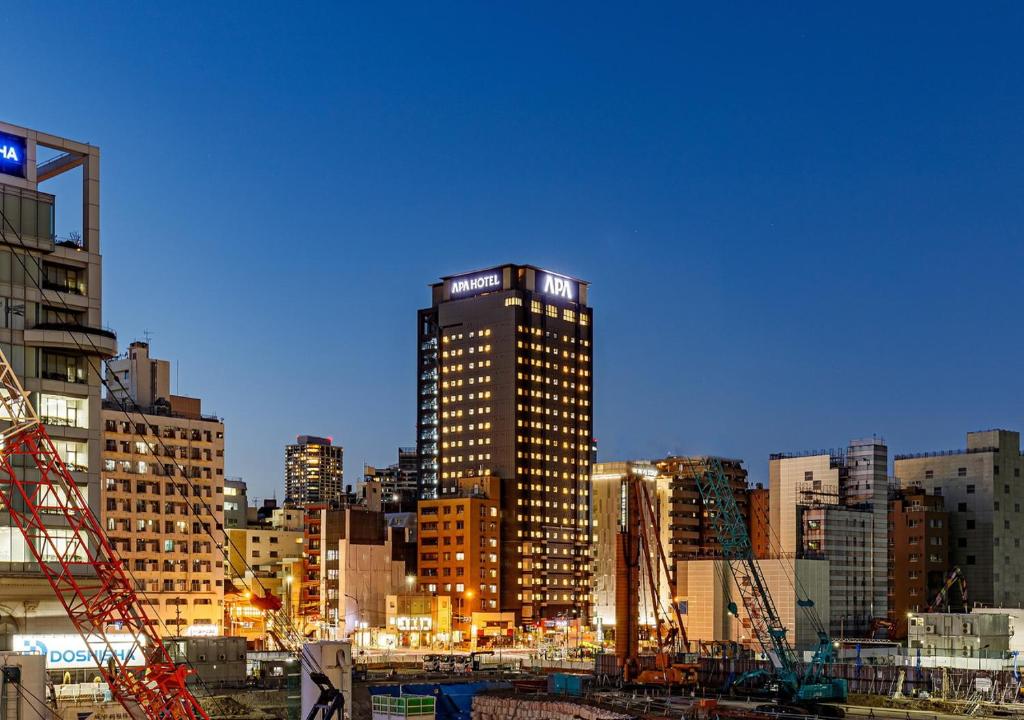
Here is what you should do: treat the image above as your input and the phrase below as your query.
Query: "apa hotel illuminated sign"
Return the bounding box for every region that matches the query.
[0,132,26,178]
[539,272,575,301]
[450,270,501,298]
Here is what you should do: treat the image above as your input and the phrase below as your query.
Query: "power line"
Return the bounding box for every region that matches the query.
[0,211,324,680]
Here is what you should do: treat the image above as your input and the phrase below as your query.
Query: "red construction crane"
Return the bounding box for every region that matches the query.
[0,351,209,720]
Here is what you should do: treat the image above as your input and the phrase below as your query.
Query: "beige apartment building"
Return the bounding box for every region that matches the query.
[676,557,830,651]
[590,461,670,634]
[0,121,117,639]
[101,341,225,637]
[895,429,1024,607]
[225,514,304,646]
[769,439,888,638]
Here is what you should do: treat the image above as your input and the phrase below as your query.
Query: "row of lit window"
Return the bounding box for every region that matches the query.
[517,468,586,479]
[516,407,587,421]
[518,593,588,602]
[518,577,586,587]
[441,470,492,479]
[518,436,591,451]
[442,409,492,426]
[517,360,591,378]
[442,421,492,431]
[442,345,491,357]
[516,499,589,512]
[516,391,589,407]
[444,425,491,438]
[441,438,491,448]
[515,457,588,469]
[517,531,589,542]
[517,482,589,496]
[442,392,493,404]
[516,420,590,435]
[515,454,588,465]
[524,300,590,326]
[516,341,589,361]
[519,543,589,555]
[518,325,590,345]
[517,561,584,571]
[444,328,493,341]
[442,379,491,391]
[518,384,590,398]
[515,515,589,526]
[442,408,493,420]
[441,454,493,463]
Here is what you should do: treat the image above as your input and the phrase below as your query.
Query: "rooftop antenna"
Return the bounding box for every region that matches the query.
[142,329,154,344]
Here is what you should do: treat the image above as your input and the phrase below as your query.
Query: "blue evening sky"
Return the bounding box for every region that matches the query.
[5,3,1022,498]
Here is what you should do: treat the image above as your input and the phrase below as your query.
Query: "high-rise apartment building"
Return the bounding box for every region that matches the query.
[416,265,593,624]
[0,121,116,635]
[285,435,344,509]
[101,341,225,637]
[769,438,889,637]
[887,487,950,637]
[894,429,1024,607]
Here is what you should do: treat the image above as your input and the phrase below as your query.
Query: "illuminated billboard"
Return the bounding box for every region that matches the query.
[449,269,502,298]
[0,132,26,178]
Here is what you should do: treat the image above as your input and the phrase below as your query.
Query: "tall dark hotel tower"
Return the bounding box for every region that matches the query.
[417,265,593,624]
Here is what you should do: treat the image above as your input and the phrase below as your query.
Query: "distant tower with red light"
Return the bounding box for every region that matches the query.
[284,435,344,508]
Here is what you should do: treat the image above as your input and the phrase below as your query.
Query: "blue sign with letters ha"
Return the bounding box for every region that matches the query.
[0,132,27,178]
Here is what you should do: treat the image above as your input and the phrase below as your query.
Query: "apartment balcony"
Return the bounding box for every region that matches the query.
[25,322,117,357]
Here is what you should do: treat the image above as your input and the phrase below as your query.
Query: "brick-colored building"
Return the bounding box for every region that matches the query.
[888,487,950,637]
[654,456,750,560]
[417,479,500,638]
[747,485,771,559]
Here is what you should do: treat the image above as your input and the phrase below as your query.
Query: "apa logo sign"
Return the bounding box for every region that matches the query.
[0,132,26,178]
[540,273,574,301]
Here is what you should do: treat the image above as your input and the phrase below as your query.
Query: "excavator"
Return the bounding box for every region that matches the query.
[616,471,700,691]
[689,458,847,716]
[926,566,968,613]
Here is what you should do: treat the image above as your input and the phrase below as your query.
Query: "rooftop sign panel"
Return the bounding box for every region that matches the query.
[0,131,26,178]
[448,268,502,299]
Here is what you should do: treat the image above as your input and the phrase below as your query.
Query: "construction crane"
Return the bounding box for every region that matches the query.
[615,471,699,690]
[688,457,847,713]
[0,349,209,720]
[925,566,968,613]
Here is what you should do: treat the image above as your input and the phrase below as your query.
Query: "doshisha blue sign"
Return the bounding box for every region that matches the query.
[449,269,501,298]
[0,132,26,178]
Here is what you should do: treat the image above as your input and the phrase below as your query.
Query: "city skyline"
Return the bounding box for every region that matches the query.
[4,4,1023,498]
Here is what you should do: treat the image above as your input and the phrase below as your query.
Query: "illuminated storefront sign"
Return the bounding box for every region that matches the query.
[538,272,575,301]
[14,634,145,670]
[0,132,26,178]
[449,270,501,298]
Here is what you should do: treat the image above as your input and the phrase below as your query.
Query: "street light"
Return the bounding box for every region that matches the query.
[284,574,293,622]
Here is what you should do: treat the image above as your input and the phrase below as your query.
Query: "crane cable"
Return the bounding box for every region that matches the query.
[0,210,326,681]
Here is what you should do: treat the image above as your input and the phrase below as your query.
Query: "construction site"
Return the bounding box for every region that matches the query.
[0,122,1019,720]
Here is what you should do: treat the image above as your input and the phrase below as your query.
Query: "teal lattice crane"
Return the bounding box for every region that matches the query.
[687,457,846,707]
